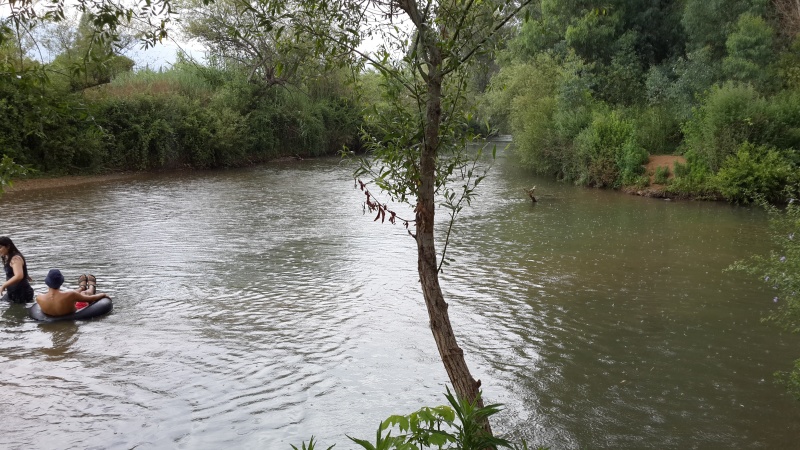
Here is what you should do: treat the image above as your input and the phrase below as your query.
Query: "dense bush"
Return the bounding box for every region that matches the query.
[762,89,800,154]
[629,105,683,155]
[653,165,671,184]
[778,37,800,90]
[481,54,595,181]
[84,66,362,171]
[575,110,647,188]
[681,82,765,172]
[715,143,797,203]
[1,52,361,177]
[293,389,544,450]
[480,1,799,203]
[681,83,800,183]
[481,57,560,135]
[667,150,719,198]
[0,65,107,174]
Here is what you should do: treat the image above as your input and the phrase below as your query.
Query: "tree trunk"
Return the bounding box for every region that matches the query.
[416,50,492,435]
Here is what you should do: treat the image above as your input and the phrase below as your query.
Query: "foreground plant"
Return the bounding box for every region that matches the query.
[290,436,335,450]
[729,193,800,398]
[0,155,28,194]
[293,389,545,450]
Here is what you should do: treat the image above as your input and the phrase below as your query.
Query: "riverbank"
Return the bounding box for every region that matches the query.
[622,155,688,199]
[4,173,143,193]
[5,155,696,201]
[3,157,310,195]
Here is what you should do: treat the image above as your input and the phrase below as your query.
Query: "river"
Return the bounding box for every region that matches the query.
[1,147,798,449]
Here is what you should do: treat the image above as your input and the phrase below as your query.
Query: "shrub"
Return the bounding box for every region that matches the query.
[681,82,765,172]
[0,66,107,174]
[654,165,671,184]
[485,53,594,181]
[0,155,28,193]
[762,90,800,153]
[715,142,797,203]
[482,61,558,134]
[293,389,545,450]
[667,149,719,198]
[617,139,649,186]
[631,174,650,188]
[486,57,563,174]
[777,37,800,90]
[673,160,689,177]
[681,83,800,177]
[630,105,683,155]
[513,94,561,175]
[86,66,361,171]
[575,110,644,188]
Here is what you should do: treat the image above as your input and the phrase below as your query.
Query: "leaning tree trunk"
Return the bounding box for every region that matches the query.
[415,47,492,436]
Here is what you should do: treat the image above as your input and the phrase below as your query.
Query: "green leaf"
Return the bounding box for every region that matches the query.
[348,436,376,450]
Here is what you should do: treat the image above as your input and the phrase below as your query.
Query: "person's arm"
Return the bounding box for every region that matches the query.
[0,256,25,295]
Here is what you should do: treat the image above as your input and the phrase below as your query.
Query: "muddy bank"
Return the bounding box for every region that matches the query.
[2,157,307,195]
[622,155,694,200]
[3,173,142,193]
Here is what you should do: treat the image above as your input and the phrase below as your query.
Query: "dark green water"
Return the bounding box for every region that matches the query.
[1,147,798,449]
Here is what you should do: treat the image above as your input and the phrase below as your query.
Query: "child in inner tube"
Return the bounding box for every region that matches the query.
[35,269,111,316]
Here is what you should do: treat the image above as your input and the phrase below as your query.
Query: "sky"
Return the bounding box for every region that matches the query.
[1,0,205,70]
[124,39,206,70]
[2,0,404,71]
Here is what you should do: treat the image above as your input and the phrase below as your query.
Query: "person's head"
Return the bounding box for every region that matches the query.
[44,269,65,289]
[0,236,22,263]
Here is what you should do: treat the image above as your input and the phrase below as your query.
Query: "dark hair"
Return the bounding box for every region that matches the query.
[0,236,23,266]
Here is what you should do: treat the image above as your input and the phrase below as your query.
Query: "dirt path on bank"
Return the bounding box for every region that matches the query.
[623,154,687,198]
[645,155,686,182]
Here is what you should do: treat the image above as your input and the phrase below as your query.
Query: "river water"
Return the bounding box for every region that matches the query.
[1,148,798,449]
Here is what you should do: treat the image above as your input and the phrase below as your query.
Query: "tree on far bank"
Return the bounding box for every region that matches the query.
[46,13,135,91]
[177,0,328,86]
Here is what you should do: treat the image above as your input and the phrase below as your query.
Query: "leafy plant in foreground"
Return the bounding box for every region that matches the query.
[291,436,335,450]
[0,155,28,194]
[729,195,800,399]
[293,389,545,450]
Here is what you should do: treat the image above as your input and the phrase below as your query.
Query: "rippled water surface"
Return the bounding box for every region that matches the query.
[1,150,799,449]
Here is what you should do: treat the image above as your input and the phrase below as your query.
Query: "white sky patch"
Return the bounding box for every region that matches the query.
[1,0,203,69]
[3,0,416,70]
[124,38,207,70]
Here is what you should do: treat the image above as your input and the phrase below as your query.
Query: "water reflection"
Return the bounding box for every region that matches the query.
[38,322,80,360]
[1,303,29,327]
[0,154,798,449]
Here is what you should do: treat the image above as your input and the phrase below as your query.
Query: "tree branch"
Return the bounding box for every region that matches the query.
[442,0,535,77]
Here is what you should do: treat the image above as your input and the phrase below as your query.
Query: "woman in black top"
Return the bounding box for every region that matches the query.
[0,236,34,303]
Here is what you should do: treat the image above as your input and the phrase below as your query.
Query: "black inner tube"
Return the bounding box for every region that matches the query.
[28,298,113,322]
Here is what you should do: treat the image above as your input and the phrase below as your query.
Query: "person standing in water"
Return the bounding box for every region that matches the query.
[35,270,110,317]
[0,236,34,304]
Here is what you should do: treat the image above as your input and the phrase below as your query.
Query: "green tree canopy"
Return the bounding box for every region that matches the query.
[48,13,135,90]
